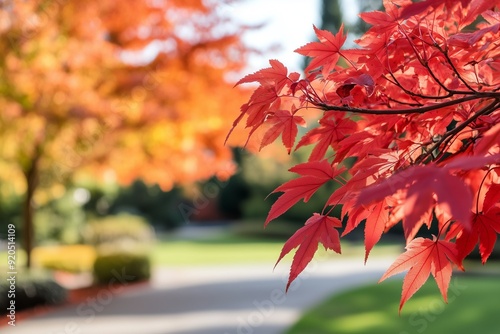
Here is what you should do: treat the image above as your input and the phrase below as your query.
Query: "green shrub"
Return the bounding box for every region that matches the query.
[84,180,187,230]
[34,189,87,245]
[84,214,155,249]
[93,252,151,285]
[0,276,67,314]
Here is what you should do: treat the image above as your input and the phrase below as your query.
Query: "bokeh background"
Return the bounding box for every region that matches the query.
[1,1,498,333]
[0,0,368,273]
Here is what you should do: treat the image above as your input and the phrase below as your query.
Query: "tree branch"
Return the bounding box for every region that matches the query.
[314,94,499,115]
[415,99,500,164]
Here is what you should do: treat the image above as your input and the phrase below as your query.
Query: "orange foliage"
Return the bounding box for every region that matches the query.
[0,0,252,193]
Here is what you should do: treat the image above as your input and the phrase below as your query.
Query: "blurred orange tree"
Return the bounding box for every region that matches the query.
[0,0,252,267]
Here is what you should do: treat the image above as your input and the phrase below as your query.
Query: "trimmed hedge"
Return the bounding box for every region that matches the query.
[0,277,67,314]
[93,252,151,285]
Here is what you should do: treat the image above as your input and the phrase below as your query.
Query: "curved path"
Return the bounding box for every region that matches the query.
[4,257,394,334]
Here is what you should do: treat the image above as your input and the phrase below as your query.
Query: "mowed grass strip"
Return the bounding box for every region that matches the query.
[286,275,500,334]
[0,237,402,269]
[151,237,286,266]
[151,234,402,266]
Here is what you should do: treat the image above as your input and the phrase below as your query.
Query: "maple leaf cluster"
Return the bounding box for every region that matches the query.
[230,0,500,311]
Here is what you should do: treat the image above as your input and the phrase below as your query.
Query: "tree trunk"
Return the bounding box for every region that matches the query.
[23,156,39,269]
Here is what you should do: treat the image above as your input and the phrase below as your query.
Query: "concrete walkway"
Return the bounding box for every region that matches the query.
[4,257,394,334]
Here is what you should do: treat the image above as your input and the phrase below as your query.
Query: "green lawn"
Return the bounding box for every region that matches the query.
[151,236,287,266]
[0,235,401,269]
[0,235,288,269]
[150,233,402,266]
[287,275,500,334]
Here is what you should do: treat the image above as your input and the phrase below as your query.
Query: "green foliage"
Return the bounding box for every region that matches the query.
[28,187,87,245]
[85,214,153,284]
[216,175,250,219]
[93,252,151,285]
[35,206,84,245]
[85,214,154,284]
[0,274,67,313]
[0,186,88,244]
[83,213,155,250]
[320,0,382,37]
[84,180,186,230]
[0,191,21,237]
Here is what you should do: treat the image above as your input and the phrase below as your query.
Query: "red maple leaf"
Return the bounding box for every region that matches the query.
[325,152,402,207]
[356,165,473,241]
[225,85,280,145]
[343,73,376,96]
[260,109,306,153]
[363,201,391,262]
[379,237,463,312]
[295,116,357,161]
[459,0,500,27]
[265,160,345,225]
[483,183,500,212]
[448,23,500,48]
[275,213,342,291]
[443,152,500,171]
[227,59,305,146]
[336,83,356,98]
[447,207,500,263]
[236,59,296,92]
[359,7,401,35]
[295,24,351,78]
[400,0,471,20]
[474,123,500,155]
[341,200,390,262]
[356,0,418,53]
